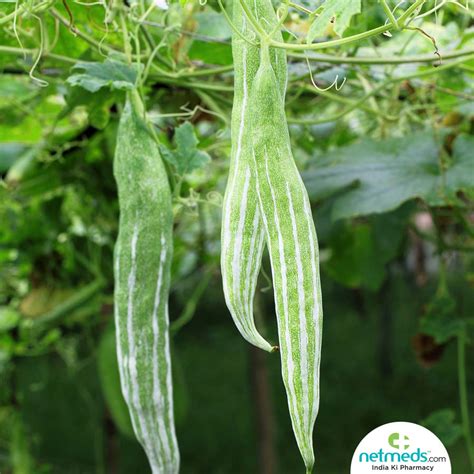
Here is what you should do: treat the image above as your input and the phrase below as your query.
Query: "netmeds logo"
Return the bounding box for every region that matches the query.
[350,422,451,474]
[359,432,429,463]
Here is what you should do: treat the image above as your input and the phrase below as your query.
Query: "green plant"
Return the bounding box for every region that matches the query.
[113,93,179,473]
[0,0,473,472]
[250,43,323,474]
[220,0,286,353]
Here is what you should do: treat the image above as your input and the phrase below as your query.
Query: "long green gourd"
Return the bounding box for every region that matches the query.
[114,94,180,474]
[249,44,323,473]
[221,0,287,352]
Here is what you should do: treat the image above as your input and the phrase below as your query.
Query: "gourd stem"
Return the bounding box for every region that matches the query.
[129,89,145,118]
[260,41,271,65]
[380,0,399,29]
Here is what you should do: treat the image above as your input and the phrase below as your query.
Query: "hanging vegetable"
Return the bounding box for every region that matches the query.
[221,0,287,352]
[114,93,180,474]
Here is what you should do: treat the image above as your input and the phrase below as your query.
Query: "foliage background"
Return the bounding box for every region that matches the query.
[0,0,473,473]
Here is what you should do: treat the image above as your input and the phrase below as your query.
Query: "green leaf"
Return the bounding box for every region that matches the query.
[307,0,361,43]
[421,409,462,447]
[160,122,211,175]
[67,59,138,93]
[303,133,473,220]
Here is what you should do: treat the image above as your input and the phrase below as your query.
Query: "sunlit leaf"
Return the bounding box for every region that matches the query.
[307,0,361,43]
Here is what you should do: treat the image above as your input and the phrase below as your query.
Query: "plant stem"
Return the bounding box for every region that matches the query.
[238,0,268,39]
[2,42,472,71]
[292,48,474,64]
[398,0,427,25]
[458,331,474,470]
[150,75,233,92]
[218,0,258,46]
[0,45,78,63]
[288,1,312,15]
[289,55,473,124]
[380,0,399,29]
[298,83,396,121]
[239,0,426,51]
[0,0,53,25]
[195,90,230,125]
[170,271,212,334]
[269,24,386,51]
[50,8,119,55]
[179,65,233,78]
[119,12,132,64]
[22,279,105,332]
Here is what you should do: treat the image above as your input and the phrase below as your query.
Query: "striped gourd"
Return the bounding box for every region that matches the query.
[249,44,323,473]
[221,0,287,352]
[113,94,179,474]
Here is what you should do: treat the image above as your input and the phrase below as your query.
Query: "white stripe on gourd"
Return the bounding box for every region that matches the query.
[114,98,179,474]
[221,0,286,352]
[151,234,175,464]
[249,45,323,473]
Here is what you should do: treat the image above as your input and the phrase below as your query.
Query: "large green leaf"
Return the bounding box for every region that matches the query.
[303,134,473,220]
[67,59,138,93]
